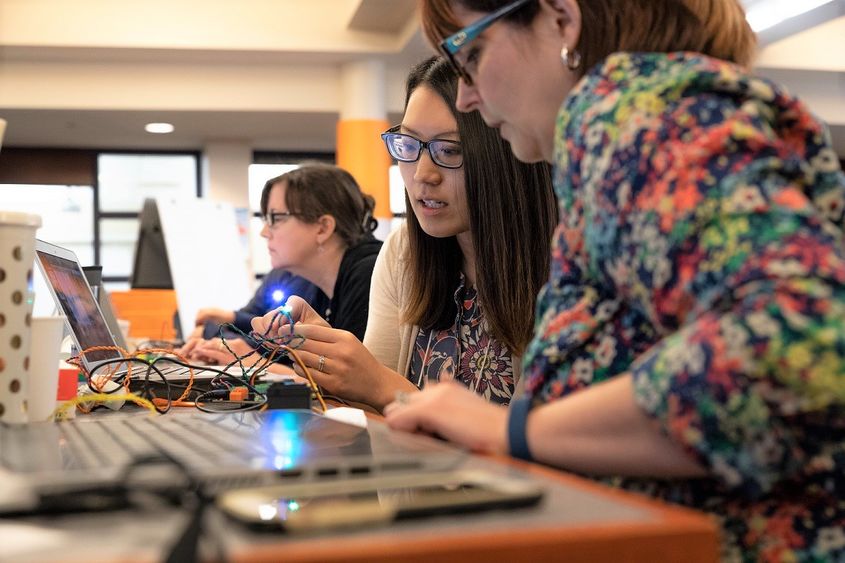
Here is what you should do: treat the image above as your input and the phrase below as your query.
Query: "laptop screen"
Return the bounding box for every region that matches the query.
[35,243,122,365]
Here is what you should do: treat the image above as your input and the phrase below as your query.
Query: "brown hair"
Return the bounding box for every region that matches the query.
[421,0,756,72]
[400,57,557,356]
[260,162,378,248]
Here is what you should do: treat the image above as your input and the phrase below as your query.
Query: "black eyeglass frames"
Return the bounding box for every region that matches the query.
[262,211,302,227]
[381,127,464,169]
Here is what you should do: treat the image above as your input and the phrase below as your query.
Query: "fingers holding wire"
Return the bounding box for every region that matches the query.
[251,308,290,338]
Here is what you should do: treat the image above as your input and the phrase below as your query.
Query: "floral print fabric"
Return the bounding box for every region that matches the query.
[523,52,845,561]
[408,279,514,405]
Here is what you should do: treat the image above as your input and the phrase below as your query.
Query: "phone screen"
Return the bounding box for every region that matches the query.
[218,472,543,531]
[255,483,481,521]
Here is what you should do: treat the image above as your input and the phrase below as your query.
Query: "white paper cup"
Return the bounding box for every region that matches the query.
[27,316,66,422]
[117,318,131,341]
[0,211,42,423]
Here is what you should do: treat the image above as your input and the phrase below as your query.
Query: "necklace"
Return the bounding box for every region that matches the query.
[417,298,495,396]
[470,335,494,395]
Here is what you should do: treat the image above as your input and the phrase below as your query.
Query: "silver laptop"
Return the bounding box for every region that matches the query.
[34,239,132,371]
[0,409,466,513]
[33,239,232,384]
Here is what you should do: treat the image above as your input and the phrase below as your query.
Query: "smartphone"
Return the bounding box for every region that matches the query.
[217,469,544,532]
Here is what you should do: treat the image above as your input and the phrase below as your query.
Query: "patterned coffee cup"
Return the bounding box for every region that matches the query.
[0,211,42,423]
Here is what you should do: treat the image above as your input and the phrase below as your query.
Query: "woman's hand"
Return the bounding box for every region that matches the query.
[189,337,256,365]
[284,323,418,410]
[179,308,236,357]
[194,307,236,326]
[251,296,330,336]
[384,381,509,454]
[385,375,709,477]
[176,325,205,357]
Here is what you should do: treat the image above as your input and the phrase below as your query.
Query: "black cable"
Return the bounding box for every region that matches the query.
[80,315,304,416]
[147,356,269,413]
[84,357,173,413]
[120,454,227,563]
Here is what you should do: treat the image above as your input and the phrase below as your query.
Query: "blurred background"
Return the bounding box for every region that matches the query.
[0,0,842,289]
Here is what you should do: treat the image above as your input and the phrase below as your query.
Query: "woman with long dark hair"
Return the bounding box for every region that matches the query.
[254,57,556,411]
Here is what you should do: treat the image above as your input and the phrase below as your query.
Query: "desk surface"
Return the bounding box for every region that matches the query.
[220,455,718,563]
[2,415,719,563]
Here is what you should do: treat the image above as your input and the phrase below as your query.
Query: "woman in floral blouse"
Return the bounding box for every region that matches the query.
[386,0,845,560]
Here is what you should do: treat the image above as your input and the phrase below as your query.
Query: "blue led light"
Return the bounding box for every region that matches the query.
[271,289,285,303]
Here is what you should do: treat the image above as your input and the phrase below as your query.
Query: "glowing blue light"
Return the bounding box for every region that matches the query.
[271,289,285,303]
[261,411,302,471]
[273,454,294,470]
[287,500,300,511]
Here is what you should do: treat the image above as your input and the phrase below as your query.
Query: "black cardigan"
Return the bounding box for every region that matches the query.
[327,236,383,340]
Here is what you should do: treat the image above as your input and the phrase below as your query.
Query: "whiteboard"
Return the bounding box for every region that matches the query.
[156,197,252,339]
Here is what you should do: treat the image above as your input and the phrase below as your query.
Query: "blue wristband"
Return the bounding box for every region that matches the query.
[507,395,534,461]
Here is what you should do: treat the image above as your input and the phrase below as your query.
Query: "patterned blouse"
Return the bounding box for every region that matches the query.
[408,277,514,405]
[523,52,845,561]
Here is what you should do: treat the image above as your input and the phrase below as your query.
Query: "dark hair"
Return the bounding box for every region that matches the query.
[260,162,378,248]
[401,57,556,356]
[421,0,756,72]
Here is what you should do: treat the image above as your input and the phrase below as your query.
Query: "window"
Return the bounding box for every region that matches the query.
[248,163,300,213]
[0,184,95,264]
[99,218,140,279]
[97,153,200,283]
[1,150,200,291]
[389,165,406,216]
[98,154,198,212]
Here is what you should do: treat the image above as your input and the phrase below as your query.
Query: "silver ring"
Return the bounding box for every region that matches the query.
[317,355,325,372]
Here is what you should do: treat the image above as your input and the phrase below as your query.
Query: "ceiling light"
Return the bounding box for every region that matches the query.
[746,0,836,32]
[145,122,175,134]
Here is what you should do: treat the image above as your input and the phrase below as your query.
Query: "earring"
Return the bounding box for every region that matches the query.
[560,45,581,71]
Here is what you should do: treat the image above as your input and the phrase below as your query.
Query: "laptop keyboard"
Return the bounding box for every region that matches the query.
[0,415,269,474]
[64,417,263,469]
[0,410,458,500]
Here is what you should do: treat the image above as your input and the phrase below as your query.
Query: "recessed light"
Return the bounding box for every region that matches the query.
[145,122,175,134]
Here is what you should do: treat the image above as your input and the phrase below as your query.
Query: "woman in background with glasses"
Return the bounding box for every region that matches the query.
[200,163,380,356]
[254,163,381,341]
[254,57,556,412]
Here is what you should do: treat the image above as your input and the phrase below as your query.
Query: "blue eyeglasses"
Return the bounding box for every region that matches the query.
[439,0,532,86]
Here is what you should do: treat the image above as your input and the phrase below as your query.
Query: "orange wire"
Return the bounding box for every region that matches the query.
[72,340,311,413]
[71,345,196,409]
